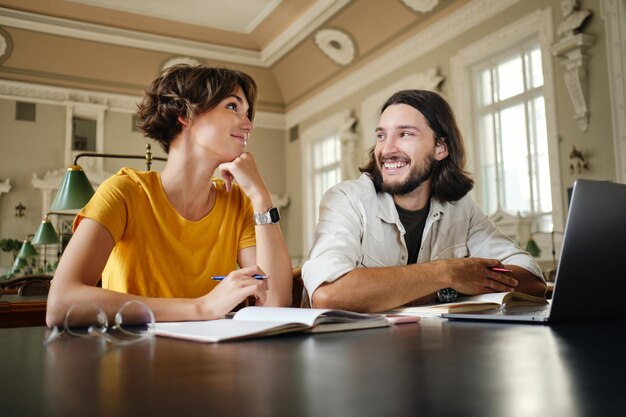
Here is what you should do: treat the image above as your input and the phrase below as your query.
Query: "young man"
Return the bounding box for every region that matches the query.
[302,90,546,313]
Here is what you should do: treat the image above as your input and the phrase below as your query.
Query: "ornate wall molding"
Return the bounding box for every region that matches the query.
[0,79,286,129]
[0,178,11,195]
[600,0,626,183]
[551,0,594,132]
[314,28,355,66]
[0,79,139,112]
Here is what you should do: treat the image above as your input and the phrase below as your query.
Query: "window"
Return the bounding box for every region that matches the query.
[311,134,342,225]
[472,42,552,231]
[72,117,97,151]
[300,110,353,252]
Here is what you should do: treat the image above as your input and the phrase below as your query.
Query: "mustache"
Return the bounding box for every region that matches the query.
[379,153,410,164]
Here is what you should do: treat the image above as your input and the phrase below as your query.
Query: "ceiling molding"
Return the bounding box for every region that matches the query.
[68,0,284,35]
[261,0,350,66]
[0,1,350,68]
[0,79,285,129]
[285,0,521,127]
[314,28,355,66]
[0,7,261,66]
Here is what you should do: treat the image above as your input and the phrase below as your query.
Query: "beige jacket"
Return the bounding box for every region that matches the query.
[302,174,543,299]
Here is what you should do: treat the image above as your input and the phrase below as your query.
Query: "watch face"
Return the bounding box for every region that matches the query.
[437,287,458,303]
[268,207,280,223]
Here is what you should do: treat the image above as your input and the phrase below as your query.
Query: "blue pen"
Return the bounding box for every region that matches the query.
[212,274,269,281]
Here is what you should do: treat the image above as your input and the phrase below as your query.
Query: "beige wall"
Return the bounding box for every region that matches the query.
[283,0,615,259]
[0,100,65,266]
[0,100,288,269]
[0,0,618,269]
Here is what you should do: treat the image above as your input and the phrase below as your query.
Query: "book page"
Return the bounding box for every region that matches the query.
[386,291,547,317]
[154,320,307,343]
[461,291,547,305]
[233,307,333,326]
[233,306,386,327]
[387,301,501,317]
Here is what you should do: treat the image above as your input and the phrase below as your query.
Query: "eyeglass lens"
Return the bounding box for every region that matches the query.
[45,301,155,346]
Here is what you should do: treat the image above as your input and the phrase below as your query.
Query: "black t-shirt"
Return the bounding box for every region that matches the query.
[396,201,430,264]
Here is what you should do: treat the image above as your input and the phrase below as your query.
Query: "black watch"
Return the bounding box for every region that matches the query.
[436,287,459,303]
[254,207,280,225]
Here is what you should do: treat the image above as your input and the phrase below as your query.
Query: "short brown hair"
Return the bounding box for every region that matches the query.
[136,65,257,153]
[359,89,474,202]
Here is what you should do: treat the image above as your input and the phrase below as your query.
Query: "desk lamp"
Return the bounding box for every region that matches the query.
[50,144,166,211]
[32,215,60,272]
[8,240,38,276]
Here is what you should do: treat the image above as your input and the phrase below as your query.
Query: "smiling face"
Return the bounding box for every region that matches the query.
[186,85,253,163]
[373,103,448,196]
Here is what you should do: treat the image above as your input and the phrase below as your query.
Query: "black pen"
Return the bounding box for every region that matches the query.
[212,274,269,281]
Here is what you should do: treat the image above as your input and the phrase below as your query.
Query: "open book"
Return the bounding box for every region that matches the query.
[386,291,548,317]
[154,307,390,343]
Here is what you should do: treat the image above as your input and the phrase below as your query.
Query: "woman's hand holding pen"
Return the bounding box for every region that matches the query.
[198,265,269,319]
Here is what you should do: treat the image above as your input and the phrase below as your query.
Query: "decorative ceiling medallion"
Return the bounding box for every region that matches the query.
[0,27,13,65]
[400,0,439,13]
[314,29,355,66]
[161,56,204,72]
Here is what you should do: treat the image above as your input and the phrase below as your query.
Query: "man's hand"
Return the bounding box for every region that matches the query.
[436,258,518,295]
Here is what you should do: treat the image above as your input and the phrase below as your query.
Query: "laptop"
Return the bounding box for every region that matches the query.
[443,179,626,324]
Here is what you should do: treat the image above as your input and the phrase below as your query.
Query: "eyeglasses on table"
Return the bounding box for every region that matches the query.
[43,300,155,346]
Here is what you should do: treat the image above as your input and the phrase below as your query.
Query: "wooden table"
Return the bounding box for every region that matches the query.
[1,316,625,417]
[0,294,47,328]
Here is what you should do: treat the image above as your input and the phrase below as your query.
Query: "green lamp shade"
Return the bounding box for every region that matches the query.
[17,240,38,259]
[9,257,27,276]
[525,238,541,258]
[32,218,60,245]
[50,164,95,211]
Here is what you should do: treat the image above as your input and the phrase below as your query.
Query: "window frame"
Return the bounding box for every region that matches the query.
[471,41,551,227]
[300,110,352,252]
[451,9,563,233]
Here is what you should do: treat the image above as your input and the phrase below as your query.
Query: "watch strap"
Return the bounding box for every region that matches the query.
[254,207,280,225]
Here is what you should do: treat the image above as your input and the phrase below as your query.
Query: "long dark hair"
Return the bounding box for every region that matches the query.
[136,65,257,153]
[359,89,473,202]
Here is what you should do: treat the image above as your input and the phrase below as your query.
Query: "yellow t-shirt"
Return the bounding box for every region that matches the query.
[74,168,256,298]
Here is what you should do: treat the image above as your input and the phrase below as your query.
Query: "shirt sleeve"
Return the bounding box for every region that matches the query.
[73,174,131,243]
[302,185,365,299]
[465,199,545,281]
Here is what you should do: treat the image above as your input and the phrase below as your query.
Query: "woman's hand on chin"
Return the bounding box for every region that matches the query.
[218,152,272,208]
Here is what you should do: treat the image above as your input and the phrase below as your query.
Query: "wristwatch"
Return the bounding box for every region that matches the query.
[254,207,280,225]
[436,287,459,303]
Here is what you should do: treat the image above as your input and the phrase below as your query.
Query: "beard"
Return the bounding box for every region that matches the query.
[371,153,437,196]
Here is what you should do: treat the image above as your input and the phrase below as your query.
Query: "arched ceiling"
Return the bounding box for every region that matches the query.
[0,0,464,113]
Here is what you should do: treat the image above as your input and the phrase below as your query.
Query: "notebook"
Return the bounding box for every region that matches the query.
[443,179,626,324]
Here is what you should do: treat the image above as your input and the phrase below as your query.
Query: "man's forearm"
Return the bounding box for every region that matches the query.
[311,263,446,313]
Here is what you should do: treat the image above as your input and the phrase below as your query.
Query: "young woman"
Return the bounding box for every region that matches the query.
[46,65,292,326]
